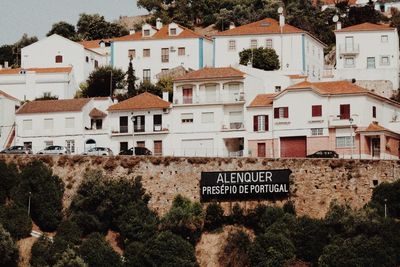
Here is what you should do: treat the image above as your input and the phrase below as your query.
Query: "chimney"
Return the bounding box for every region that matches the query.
[4,61,9,69]
[336,21,342,30]
[162,91,169,102]
[279,14,285,27]
[129,29,135,35]
[156,18,163,30]
[229,22,235,30]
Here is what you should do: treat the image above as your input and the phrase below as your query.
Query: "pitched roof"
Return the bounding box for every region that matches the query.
[113,24,205,42]
[89,108,107,118]
[78,39,113,49]
[286,74,308,79]
[248,94,276,108]
[214,18,305,36]
[0,90,19,102]
[0,67,72,75]
[16,98,91,114]
[286,80,368,95]
[335,22,395,33]
[174,67,245,81]
[107,92,170,111]
[357,122,400,136]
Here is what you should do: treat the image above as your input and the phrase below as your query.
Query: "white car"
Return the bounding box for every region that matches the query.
[83,147,113,156]
[37,146,70,155]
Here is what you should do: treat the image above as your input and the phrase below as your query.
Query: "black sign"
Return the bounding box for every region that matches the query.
[200,169,291,202]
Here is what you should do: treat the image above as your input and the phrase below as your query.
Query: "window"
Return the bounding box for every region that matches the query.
[65,117,75,128]
[161,48,169,62]
[380,56,390,66]
[66,140,75,153]
[143,29,150,36]
[128,49,136,59]
[153,114,162,131]
[143,69,151,83]
[24,142,32,150]
[253,115,268,132]
[201,112,214,123]
[170,28,177,35]
[344,57,355,68]
[336,136,354,148]
[367,57,375,69]
[143,49,150,57]
[23,119,32,131]
[265,39,273,49]
[312,105,322,117]
[120,142,128,153]
[275,86,281,92]
[161,68,169,73]
[228,40,236,51]
[372,106,376,118]
[178,47,185,56]
[381,35,388,43]
[85,56,89,63]
[311,128,323,136]
[154,140,162,156]
[340,104,350,120]
[91,119,102,129]
[119,116,128,133]
[229,111,243,129]
[94,60,99,68]
[55,55,63,63]
[137,141,145,147]
[274,107,289,119]
[44,118,53,130]
[250,39,258,49]
[181,113,194,123]
[345,36,354,51]
[228,83,240,101]
[133,115,145,132]
[205,84,216,102]
[182,88,193,104]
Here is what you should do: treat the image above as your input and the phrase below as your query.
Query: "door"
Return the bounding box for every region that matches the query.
[280,137,307,158]
[154,140,163,156]
[372,138,380,158]
[257,143,266,157]
[119,116,128,133]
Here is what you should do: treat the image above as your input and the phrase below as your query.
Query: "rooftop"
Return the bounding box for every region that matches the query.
[108,92,170,111]
[248,94,276,108]
[78,39,113,49]
[174,67,245,81]
[0,90,19,102]
[0,67,73,75]
[16,98,91,114]
[286,80,369,95]
[335,22,395,33]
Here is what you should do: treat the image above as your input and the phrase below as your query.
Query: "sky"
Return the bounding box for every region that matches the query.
[0,0,147,45]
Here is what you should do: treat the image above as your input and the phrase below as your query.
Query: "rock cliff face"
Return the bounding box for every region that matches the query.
[1,155,398,218]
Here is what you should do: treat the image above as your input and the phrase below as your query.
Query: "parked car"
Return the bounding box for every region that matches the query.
[83,147,113,156]
[119,147,152,156]
[0,145,32,154]
[306,150,339,158]
[37,146,70,155]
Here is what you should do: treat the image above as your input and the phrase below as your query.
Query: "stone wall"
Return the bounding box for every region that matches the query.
[1,155,399,218]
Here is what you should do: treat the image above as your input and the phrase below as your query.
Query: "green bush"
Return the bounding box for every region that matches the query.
[283,200,296,215]
[0,224,19,267]
[54,248,88,267]
[30,237,53,267]
[55,220,82,245]
[246,204,285,234]
[204,202,224,231]
[370,180,400,218]
[228,203,245,225]
[0,160,19,205]
[239,47,280,71]
[0,204,32,239]
[219,230,251,267]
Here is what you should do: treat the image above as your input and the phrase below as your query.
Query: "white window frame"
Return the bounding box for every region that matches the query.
[23,119,32,131]
[201,112,214,123]
[381,35,388,43]
[65,117,75,128]
[44,118,53,130]
[66,140,75,153]
[380,56,390,66]
[265,39,273,49]
[228,40,236,51]
[336,136,355,148]
[181,113,194,123]
[367,57,375,69]
[250,39,258,49]
[311,128,323,136]
[344,57,355,68]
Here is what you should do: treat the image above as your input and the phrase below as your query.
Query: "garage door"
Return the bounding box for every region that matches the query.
[280,136,307,158]
[182,139,213,157]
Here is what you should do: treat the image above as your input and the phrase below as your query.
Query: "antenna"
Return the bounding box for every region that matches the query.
[332,15,339,23]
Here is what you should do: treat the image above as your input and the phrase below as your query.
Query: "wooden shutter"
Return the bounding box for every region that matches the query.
[372,106,376,118]
[274,108,279,118]
[253,116,258,131]
[284,107,289,118]
[340,104,350,119]
[312,105,322,117]
[265,115,269,131]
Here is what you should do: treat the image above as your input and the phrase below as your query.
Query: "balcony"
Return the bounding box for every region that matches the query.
[222,122,245,131]
[328,115,359,128]
[339,44,359,55]
[134,125,145,133]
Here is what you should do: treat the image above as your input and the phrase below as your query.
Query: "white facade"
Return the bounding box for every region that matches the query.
[0,68,77,100]
[21,34,109,85]
[0,92,20,150]
[15,98,113,154]
[213,18,325,81]
[334,24,399,97]
[112,22,213,84]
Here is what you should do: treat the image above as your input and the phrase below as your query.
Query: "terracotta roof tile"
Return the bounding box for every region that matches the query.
[286,80,368,95]
[286,74,308,79]
[78,39,113,49]
[89,108,107,118]
[0,67,72,75]
[174,67,245,81]
[248,94,276,107]
[108,92,170,111]
[357,122,399,136]
[113,24,205,42]
[214,18,305,36]
[0,90,20,102]
[335,22,395,32]
[16,98,91,114]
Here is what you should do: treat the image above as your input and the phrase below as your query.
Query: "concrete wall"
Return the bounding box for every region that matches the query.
[0,155,398,219]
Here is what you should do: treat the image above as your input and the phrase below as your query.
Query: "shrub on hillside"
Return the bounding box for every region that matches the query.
[219,230,251,267]
[0,160,19,205]
[245,204,285,234]
[369,180,400,218]
[204,202,224,231]
[30,237,53,267]
[54,248,88,267]
[283,200,296,215]
[227,203,245,225]
[55,220,82,245]
[0,224,19,267]
[0,204,32,239]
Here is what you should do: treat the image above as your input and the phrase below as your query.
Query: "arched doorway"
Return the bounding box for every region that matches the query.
[85,139,96,151]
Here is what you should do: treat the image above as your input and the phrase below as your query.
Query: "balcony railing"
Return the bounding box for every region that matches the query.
[339,44,359,55]
[134,125,145,133]
[119,126,128,133]
[328,115,359,127]
[153,124,162,131]
[183,97,193,104]
[229,150,243,157]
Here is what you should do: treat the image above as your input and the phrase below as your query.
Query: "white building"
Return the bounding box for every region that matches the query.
[111,20,213,83]
[15,97,113,154]
[0,91,20,150]
[334,22,399,97]
[107,92,171,155]
[213,17,326,81]
[0,67,77,100]
[21,34,109,85]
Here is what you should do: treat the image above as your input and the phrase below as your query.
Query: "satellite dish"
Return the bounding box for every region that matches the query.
[278,7,284,14]
[332,15,339,23]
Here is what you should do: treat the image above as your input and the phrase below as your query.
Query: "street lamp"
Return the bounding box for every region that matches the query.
[384,198,387,218]
[131,116,136,156]
[27,191,32,216]
[349,117,354,159]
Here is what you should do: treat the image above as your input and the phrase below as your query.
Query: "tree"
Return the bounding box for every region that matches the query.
[54,249,88,267]
[219,230,251,267]
[77,13,128,40]
[370,180,400,218]
[81,66,126,97]
[136,82,163,97]
[126,59,137,97]
[0,160,19,205]
[239,48,280,71]
[204,202,224,231]
[0,205,32,239]
[245,204,285,234]
[0,34,37,67]
[30,237,53,267]
[156,77,173,101]
[0,224,19,267]
[47,21,77,40]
